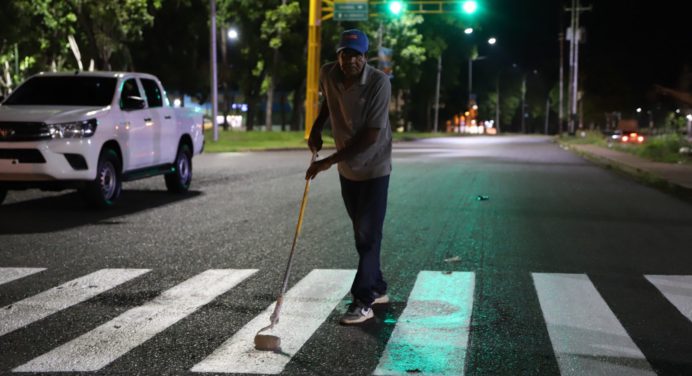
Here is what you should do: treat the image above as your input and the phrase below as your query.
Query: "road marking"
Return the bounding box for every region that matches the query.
[191,269,356,374]
[532,273,655,376]
[646,275,692,322]
[373,271,475,376]
[0,267,45,286]
[0,268,149,337]
[13,269,256,372]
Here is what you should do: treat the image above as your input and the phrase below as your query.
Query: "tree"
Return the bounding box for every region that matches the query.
[218,0,272,131]
[261,1,301,131]
[69,0,161,70]
[130,0,211,103]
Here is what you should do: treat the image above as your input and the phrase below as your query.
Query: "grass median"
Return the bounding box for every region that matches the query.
[202,129,463,152]
[559,130,691,164]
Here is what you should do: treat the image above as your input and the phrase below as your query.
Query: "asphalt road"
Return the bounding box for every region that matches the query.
[1,135,692,376]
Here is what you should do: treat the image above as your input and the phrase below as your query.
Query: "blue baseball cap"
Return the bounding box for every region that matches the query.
[337,29,369,55]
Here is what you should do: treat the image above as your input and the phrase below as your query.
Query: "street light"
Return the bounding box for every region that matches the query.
[488,37,497,45]
[462,1,478,14]
[227,27,239,40]
[464,27,474,34]
[388,1,404,16]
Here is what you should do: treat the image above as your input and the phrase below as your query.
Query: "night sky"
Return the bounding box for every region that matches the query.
[483,0,692,116]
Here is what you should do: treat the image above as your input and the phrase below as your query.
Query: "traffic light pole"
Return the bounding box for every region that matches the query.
[304,0,323,139]
[304,1,477,137]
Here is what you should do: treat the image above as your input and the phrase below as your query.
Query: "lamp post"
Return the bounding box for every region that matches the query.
[520,69,538,134]
[468,55,486,109]
[220,26,239,130]
[210,0,218,142]
[468,37,496,110]
[433,54,442,132]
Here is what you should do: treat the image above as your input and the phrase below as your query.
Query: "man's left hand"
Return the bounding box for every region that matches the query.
[305,158,333,180]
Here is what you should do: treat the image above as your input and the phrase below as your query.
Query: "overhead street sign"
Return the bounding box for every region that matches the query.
[334,1,368,21]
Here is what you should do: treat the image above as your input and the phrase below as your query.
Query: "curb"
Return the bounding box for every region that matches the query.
[559,141,692,203]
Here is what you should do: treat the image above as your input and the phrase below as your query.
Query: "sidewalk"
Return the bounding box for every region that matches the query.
[567,143,692,196]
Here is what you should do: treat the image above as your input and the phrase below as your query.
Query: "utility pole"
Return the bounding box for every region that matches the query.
[433,55,442,132]
[495,75,500,133]
[545,97,551,134]
[558,32,564,134]
[468,56,473,106]
[566,0,591,135]
[210,0,219,142]
[521,73,527,133]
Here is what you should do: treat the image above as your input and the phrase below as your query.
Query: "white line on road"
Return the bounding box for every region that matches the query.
[191,269,356,374]
[0,267,45,286]
[0,268,149,337]
[13,269,257,372]
[532,273,655,376]
[373,271,475,376]
[646,275,692,322]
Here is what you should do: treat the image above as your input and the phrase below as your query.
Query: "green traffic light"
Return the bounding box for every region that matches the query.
[462,1,478,14]
[388,1,404,15]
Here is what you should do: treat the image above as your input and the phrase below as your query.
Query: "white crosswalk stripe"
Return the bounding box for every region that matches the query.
[5,267,691,375]
[532,273,656,376]
[13,269,257,372]
[646,275,692,322]
[374,271,475,376]
[0,267,45,286]
[0,269,150,337]
[191,269,355,374]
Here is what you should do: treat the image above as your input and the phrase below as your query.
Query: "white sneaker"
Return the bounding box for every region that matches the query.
[372,293,389,305]
[340,303,374,325]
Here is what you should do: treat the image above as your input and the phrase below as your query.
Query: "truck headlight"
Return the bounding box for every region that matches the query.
[48,119,98,138]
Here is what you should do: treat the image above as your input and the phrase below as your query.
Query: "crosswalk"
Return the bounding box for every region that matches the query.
[1,267,692,374]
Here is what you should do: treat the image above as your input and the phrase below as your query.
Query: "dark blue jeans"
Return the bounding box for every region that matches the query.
[339,174,389,307]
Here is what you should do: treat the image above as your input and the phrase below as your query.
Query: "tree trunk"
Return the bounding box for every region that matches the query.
[265,76,274,131]
[290,79,306,131]
[246,96,256,131]
[280,92,287,131]
[265,48,280,132]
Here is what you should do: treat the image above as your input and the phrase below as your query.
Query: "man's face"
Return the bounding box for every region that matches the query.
[338,49,366,79]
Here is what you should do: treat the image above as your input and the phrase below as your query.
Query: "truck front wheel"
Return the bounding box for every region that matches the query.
[81,148,122,208]
[165,143,192,193]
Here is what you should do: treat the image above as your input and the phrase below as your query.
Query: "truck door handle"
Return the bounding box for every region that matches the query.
[144,118,152,122]
[164,115,172,120]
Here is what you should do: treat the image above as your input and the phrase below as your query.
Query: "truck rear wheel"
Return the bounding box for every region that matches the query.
[81,148,121,208]
[0,187,7,205]
[165,143,192,193]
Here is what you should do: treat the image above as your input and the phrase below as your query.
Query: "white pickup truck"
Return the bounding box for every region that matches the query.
[0,72,204,208]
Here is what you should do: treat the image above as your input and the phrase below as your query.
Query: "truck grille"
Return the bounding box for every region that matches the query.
[0,149,46,163]
[0,122,51,141]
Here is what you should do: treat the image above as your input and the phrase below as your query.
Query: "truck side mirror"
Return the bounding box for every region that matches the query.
[121,96,146,111]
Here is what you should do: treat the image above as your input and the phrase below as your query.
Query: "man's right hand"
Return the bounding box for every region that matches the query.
[308,133,323,153]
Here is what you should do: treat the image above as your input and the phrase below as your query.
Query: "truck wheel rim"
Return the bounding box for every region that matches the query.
[100,162,117,199]
[178,154,190,183]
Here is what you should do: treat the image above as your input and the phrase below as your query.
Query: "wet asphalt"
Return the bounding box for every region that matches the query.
[1,135,692,375]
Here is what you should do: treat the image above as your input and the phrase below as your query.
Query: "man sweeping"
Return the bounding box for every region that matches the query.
[305,29,393,324]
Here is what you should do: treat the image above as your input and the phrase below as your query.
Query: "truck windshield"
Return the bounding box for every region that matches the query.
[3,76,117,106]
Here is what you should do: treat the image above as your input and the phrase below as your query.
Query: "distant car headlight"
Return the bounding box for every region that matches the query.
[47,119,98,138]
